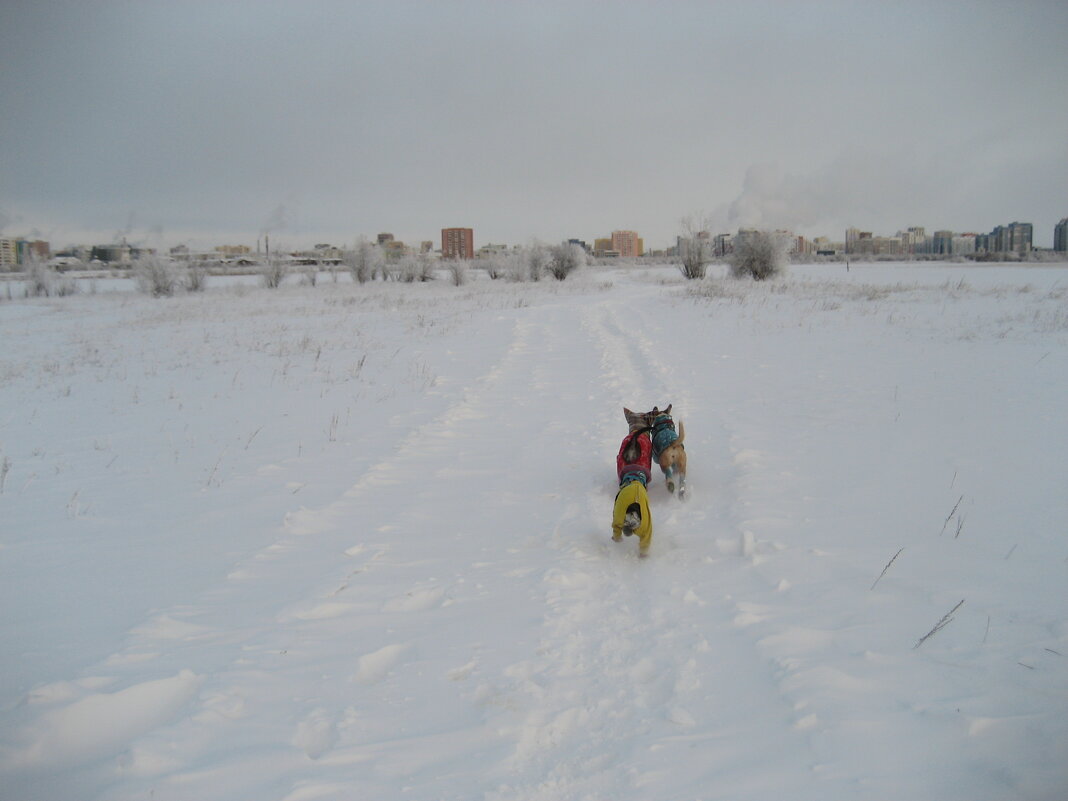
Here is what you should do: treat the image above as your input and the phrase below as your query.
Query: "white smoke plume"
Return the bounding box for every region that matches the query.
[714,149,967,239]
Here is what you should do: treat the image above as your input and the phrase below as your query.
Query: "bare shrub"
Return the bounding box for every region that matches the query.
[182,260,209,292]
[261,258,288,289]
[393,254,435,283]
[416,255,437,282]
[26,262,52,297]
[135,256,178,297]
[505,252,529,283]
[346,239,380,284]
[523,244,549,282]
[678,215,713,279]
[483,253,510,280]
[51,276,78,296]
[729,230,788,281]
[678,237,712,279]
[547,243,585,280]
[446,259,469,286]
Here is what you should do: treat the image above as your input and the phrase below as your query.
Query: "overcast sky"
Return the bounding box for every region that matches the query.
[2,0,1066,251]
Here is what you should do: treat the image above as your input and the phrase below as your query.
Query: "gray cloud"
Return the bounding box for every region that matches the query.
[2,0,1066,249]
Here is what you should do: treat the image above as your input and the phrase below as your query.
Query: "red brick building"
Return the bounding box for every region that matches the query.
[441,228,474,260]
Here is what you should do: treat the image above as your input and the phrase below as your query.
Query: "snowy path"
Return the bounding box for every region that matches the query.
[2,265,1066,800]
[95,281,822,800]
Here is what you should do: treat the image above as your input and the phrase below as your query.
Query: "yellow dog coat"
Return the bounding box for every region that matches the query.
[612,480,652,555]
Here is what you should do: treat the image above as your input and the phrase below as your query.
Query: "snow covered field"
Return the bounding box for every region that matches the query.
[1,262,1066,801]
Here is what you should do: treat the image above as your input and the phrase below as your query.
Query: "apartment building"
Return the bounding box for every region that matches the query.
[976,222,1032,255]
[1054,218,1067,252]
[610,230,642,258]
[0,238,50,269]
[0,238,18,269]
[441,228,474,260]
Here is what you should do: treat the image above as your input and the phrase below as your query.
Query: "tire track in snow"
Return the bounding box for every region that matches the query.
[490,280,829,799]
[487,288,719,797]
[11,307,559,799]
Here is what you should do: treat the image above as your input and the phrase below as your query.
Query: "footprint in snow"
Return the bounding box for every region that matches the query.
[382,585,446,612]
[292,708,338,760]
[3,670,203,772]
[447,660,478,681]
[353,643,411,684]
[278,601,355,622]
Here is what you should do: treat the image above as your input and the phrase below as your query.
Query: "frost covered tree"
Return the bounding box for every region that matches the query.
[25,259,56,297]
[392,254,435,283]
[523,243,549,282]
[446,259,468,286]
[547,243,585,280]
[260,256,287,289]
[677,215,713,280]
[182,260,209,292]
[505,252,528,283]
[729,230,788,281]
[134,255,178,297]
[346,238,380,284]
[482,252,510,280]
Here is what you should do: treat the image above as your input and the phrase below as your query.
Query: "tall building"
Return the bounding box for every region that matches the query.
[1055,218,1068,252]
[845,227,860,254]
[898,227,928,254]
[932,230,955,256]
[611,230,641,258]
[952,234,977,256]
[441,228,474,260]
[0,238,49,269]
[0,238,17,270]
[845,227,875,255]
[979,222,1032,255]
[594,238,614,256]
[1007,222,1032,254]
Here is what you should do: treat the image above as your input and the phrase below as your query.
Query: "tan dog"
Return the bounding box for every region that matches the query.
[645,407,687,501]
[624,405,688,498]
[654,418,686,497]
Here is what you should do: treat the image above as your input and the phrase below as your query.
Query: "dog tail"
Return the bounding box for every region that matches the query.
[677,420,685,444]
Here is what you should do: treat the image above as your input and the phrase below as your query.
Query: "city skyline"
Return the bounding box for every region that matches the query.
[2,2,1066,251]
[6,214,1066,270]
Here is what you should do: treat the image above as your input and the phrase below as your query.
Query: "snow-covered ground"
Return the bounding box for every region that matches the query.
[1,262,1066,801]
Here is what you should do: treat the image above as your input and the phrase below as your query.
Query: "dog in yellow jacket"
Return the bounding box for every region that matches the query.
[612,480,652,556]
[613,409,655,556]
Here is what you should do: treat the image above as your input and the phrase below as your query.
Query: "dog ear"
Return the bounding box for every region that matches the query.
[663,403,672,416]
